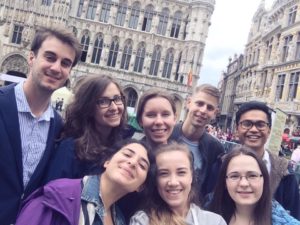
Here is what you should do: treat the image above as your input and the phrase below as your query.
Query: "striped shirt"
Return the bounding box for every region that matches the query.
[14,81,54,188]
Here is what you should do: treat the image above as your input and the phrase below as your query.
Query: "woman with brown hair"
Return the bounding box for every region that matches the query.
[130,142,226,225]
[45,74,128,180]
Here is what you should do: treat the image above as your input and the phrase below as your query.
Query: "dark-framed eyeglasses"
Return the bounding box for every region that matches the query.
[96,95,125,108]
[238,120,270,130]
[226,171,263,183]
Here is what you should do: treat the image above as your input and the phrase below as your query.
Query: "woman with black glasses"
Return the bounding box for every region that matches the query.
[45,74,128,181]
[209,145,300,225]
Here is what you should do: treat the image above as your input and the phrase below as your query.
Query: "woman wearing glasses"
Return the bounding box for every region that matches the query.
[45,74,128,181]
[209,145,300,225]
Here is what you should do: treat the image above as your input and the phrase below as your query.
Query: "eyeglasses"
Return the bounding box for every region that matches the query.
[96,95,124,108]
[226,171,263,183]
[238,120,270,130]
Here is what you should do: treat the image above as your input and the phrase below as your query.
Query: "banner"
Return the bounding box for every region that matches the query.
[265,108,287,154]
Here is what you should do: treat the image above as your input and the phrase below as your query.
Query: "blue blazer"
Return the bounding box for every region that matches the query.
[0,84,63,225]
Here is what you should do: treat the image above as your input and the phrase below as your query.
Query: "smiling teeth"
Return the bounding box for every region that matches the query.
[168,190,180,194]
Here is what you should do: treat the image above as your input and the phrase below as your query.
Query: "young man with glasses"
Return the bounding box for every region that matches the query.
[235,101,300,220]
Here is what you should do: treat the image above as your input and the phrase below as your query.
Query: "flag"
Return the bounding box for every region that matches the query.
[187,69,193,87]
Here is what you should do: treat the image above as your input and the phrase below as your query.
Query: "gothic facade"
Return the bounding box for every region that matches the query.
[221,0,300,130]
[0,0,215,119]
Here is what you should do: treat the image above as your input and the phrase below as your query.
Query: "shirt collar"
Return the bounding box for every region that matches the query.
[262,150,271,173]
[15,81,54,121]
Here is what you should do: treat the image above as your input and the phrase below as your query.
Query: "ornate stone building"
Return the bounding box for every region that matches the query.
[0,0,215,119]
[219,54,243,130]
[220,0,300,130]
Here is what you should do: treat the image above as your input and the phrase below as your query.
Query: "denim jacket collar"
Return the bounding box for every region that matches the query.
[81,175,125,225]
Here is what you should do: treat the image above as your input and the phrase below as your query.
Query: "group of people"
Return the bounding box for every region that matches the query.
[1,25,300,225]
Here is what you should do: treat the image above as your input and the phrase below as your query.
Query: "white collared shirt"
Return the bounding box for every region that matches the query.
[15,81,54,188]
[262,150,271,174]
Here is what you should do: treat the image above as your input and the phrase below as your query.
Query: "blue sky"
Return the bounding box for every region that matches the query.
[199,0,273,86]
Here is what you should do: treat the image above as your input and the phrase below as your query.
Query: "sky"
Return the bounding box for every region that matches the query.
[199,0,274,86]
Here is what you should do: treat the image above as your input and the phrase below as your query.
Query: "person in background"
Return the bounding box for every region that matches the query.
[210,146,300,225]
[136,88,177,149]
[234,101,300,219]
[170,84,224,200]
[15,139,153,225]
[0,25,81,225]
[119,88,177,222]
[130,142,227,225]
[45,74,128,181]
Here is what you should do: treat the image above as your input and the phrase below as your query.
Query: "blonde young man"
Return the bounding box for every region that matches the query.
[170,84,224,199]
[0,26,81,225]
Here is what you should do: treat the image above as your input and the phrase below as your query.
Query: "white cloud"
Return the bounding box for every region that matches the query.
[199,0,274,86]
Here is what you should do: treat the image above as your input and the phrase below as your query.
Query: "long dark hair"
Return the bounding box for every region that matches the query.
[144,142,200,225]
[61,74,128,162]
[209,146,271,225]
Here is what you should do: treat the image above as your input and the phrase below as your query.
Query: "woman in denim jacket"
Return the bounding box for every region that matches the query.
[15,139,153,225]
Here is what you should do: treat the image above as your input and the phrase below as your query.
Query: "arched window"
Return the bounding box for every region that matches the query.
[128,2,140,29]
[80,33,90,62]
[157,8,169,35]
[91,35,103,64]
[170,11,182,38]
[121,40,132,70]
[142,4,154,32]
[175,51,182,81]
[72,27,78,37]
[149,46,161,76]
[107,38,119,67]
[162,49,174,78]
[134,43,145,73]
[77,0,84,17]
[86,0,99,20]
[127,89,138,107]
[99,0,111,23]
[115,2,127,26]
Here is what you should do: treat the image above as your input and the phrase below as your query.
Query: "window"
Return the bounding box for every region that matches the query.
[134,43,145,72]
[162,49,174,78]
[115,2,127,26]
[100,0,111,23]
[142,5,154,32]
[266,38,273,61]
[127,89,138,107]
[175,52,182,81]
[77,0,84,17]
[11,25,23,44]
[107,38,119,67]
[91,35,103,64]
[120,41,132,70]
[170,11,182,38]
[86,0,99,20]
[282,35,293,62]
[288,72,300,101]
[296,33,300,59]
[275,74,286,101]
[80,34,90,62]
[288,6,297,25]
[41,0,51,5]
[157,8,169,35]
[149,46,161,76]
[128,2,140,29]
